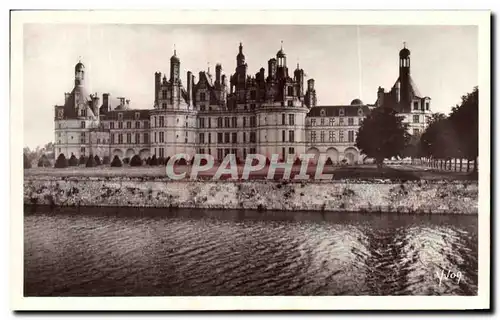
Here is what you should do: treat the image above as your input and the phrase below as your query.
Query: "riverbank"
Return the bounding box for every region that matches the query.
[24,174,478,214]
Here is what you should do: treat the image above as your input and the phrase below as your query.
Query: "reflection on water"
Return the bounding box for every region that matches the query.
[24,206,478,296]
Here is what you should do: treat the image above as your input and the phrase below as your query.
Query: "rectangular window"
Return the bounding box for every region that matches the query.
[425,102,430,110]
[224,149,230,157]
[413,115,420,123]
[311,131,316,142]
[200,92,206,101]
[217,117,223,128]
[320,131,325,142]
[81,121,85,129]
[242,132,246,143]
[348,118,354,126]
[111,134,115,144]
[225,132,230,143]
[118,113,123,120]
[218,132,223,143]
[311,119,316,126]
[162,90,167,99]
[144,133,149,144]
[282,114,286,125]
[81,147,85,153]
[289,114,295,125]
[154,132,157,143]
[199,118,205,128]
[127,133,131,143]
[154,116,157,128]
[80,132,85,144]
[200,105,206,111]
[135,133,140,144]
[243,148,247,159]
[224,117,230,128]
[348,130,354,142]
[329,118,335,126]
[250,104,256,110]
[118,121,123,129]
[289,130,294,142]
[250,116,256,127]
[110,122,114,129]
[118,134,123,144]
[185,137,188,143]
[282,147,286,158]
[250,132,256,143]
[339,118,344,125]
[199,133,205,144]
[320,118,325,126]
[232,117,237,128]
[159,116,165,127]
[159,148,164,158]
[232,132,237,143]
[135,112,140,120]
[208,118,211,128]
[243,117,247,127]
[339,131,344,142]
[162,103,167,109]
[135,121,140,129]
[289,147,295,155]
[127,121,131,129]
[329,131,335,142]
[413,102,419,110]
[144,121,149,128]
[282,130,286,142]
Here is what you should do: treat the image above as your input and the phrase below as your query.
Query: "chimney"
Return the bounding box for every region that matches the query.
[187,71,193,104]
[155,72,161,103]
[64,92,70,102]
[377,87,384,107]
[102,93,110,111]
[215,64,222,86]
[268,58,277,79]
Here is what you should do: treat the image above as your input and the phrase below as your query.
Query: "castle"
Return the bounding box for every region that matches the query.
[54,43,431,164]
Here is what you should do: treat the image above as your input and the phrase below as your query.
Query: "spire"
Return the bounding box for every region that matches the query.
[403,41,406,49]
[239,42,243,53]
[281,40,283,50]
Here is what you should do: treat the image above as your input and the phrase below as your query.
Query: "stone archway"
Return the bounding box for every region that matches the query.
[344,147,359,165]
[139,148,151,159]
[326,147,339,164]
[112,149,124,158]
[125,148,135,158]
[306,147,320,164]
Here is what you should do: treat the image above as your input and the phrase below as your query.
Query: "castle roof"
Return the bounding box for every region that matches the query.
[307,104,371,117]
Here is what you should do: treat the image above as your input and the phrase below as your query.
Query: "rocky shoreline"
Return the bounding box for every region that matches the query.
[23,175,478,215]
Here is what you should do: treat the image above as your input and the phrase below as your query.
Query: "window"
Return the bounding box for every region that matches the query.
[232,132,237,143]
[320,109,326,117]
[413,102,419,110]
[162,103,167,109]
[282,114,286,125]
[118,134,123,144]
[339,108,345,117]
[135,112,140,120]
[80,109,86,117]
[348,131,354,142]
[199,118,205,128]
[249,132,256,143]
[243,117,247,127]
[154,132,157,143]
[224,117,230,128]
[289,130,295,142]
[59,148,61,153]
[200,92,206,101]
[311,119,316,126]
[339,131,344,142]
[58,123,62,129]
[329,131,335,142]
[329,118,335,126]
[118,121,123,129]
[287,100,293,107]
[242,132,246,143]
[217,132,223,143]
[199,133,205,144]
[127,121,131,129]
[310,131,316,142]
[243,148,247,159]
[224,149,230,157]
[348,118,354,126]
[81,147,85,153]
[282,130,286,142]
[413,128,420,136]
[111,134,115,144]
[200,105,206,111]
[80,132,85,144]
[159,132,164,143]
[321,118,325,126]
[208,118,211,128]
[225,132,230,143]
[81,121,85,128]
[135,121,140,129]
[289,114,295,125]
[118,113,123,120]
[289,147,295,155]
[144,133,149,144]
[159,116,165,127]
[320,131,325,142]
[250,116,256,127]
[162,90,167,99]
[358,108,364,117]
[208,133,211,144]
[339,118,344,125]
[159,148,164,158]
[288,87,293,96]
[425,102,430,110]
[232,117,237,128]
[135,133,140,144]
[127,133,131,144]
[413,115,420,123]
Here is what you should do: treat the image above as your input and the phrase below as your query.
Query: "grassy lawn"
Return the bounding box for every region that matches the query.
[24,163,478,181]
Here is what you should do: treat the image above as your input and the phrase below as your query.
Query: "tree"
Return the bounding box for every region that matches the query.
[68,154,78,166]
[356,107,410,167]
[37,154,51,167]
[54,153,68,168]
[86,154,97,167]
[123,157,130,165]
[79,155,87,165]
[24,153,31,169]
[130,155,142,166]
[94,155,101,165]
[110,155,122,167]
[150,155,158,166]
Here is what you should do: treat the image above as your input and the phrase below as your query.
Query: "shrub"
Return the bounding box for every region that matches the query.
[68,154,78,166]
[325,157,334,166]
[37,154,51,167]
[94,155,101,165]
[79,155,87,165]
[54,153,68,168]
[175,158,187,166]
[110,155,122,167]
[24,153,31,169]
[150,155,158,166]
[145,157,151,165]
[158,157,166,165]
[165,156,170,165]
[123,157,130,165]
[86,154,97,167]
[103,156,110,165]
[130,155,142,166]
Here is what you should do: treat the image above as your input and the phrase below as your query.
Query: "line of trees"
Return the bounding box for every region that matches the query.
[356,87,478,173]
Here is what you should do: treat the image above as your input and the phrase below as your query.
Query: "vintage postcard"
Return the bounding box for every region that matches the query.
[10,10,490,311]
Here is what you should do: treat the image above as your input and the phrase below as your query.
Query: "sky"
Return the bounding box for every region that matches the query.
[23,24,478,149]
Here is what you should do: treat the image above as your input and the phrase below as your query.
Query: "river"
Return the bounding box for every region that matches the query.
[24,206,478,296]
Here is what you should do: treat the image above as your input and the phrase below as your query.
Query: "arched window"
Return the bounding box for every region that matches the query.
[320,109,326,117]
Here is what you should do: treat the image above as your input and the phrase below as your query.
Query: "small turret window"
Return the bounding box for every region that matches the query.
[320,109,326,117]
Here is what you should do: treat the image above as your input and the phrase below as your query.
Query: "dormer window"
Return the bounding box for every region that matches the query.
[320,109,326,117]
[135,112,140,120]
[339,108,345,117]
[358,108,363,116]
[118,113,123,120]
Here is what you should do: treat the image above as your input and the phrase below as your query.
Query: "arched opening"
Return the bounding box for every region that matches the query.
[112,149,124,158]
[306,147,320,164]
[326,147,339,164]
[125,148,135,158]
[344,147,359,165]
[139,149,150,159]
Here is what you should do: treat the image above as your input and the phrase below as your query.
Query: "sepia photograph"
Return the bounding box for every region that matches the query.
[10,10,490,311]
